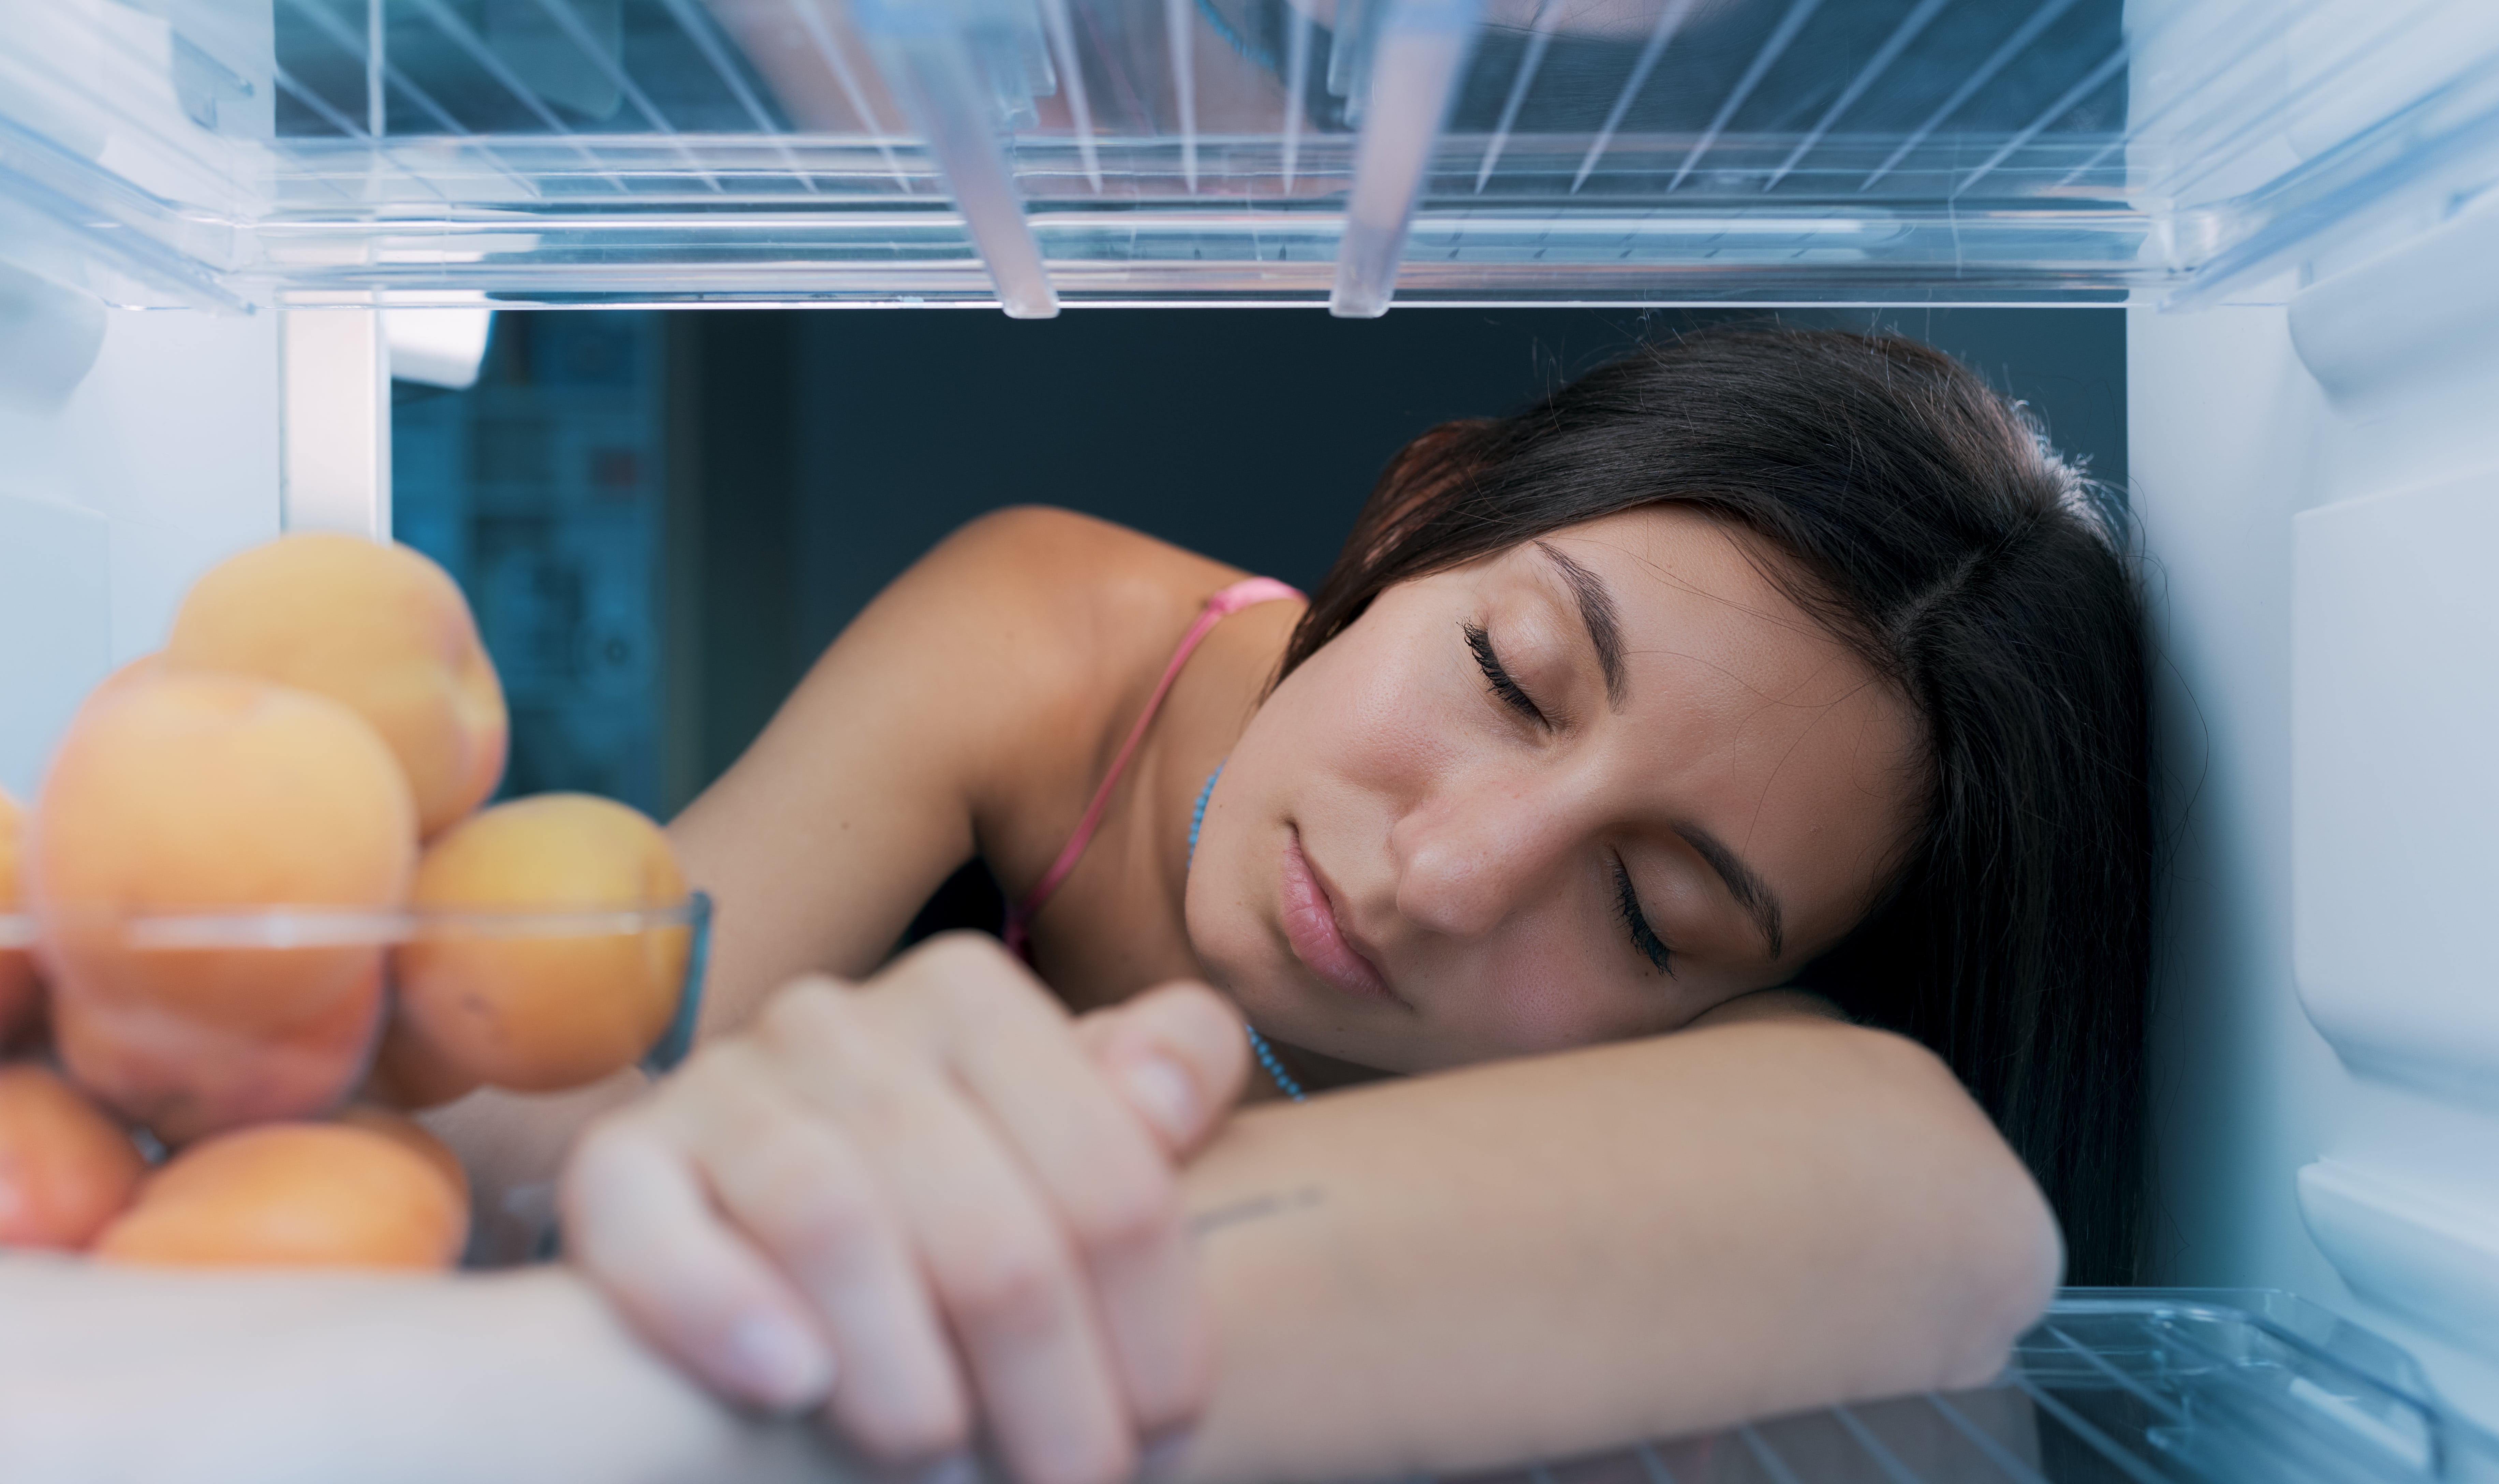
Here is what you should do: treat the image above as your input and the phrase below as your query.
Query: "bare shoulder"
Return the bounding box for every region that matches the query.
[667,507,1268,1000]
[900,507,1256,834]
[911,508,1249,710]
[924,506,1247,640]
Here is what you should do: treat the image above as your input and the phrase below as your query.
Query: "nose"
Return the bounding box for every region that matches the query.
[1389,767,1580,941]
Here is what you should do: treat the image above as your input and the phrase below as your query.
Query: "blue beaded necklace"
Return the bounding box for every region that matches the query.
[1188,766,1307,1103]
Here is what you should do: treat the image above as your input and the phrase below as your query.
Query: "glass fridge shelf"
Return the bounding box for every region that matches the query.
[0,898,708,951]
[0,894,715,1071]
[1,0,2495,312]
[1446,1291,2499,1483]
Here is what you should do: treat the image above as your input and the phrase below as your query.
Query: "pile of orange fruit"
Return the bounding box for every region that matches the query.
[0,534,692,1270]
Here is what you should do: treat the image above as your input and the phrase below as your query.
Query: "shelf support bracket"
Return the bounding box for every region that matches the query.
[1329,0,1482,319]
[280,308,391,539]
[849,0,1060,319]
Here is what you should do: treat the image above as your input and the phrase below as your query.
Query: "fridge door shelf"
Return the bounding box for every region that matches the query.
[2,0,2496,312]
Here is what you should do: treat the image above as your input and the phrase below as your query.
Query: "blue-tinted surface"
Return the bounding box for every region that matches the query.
[1446,1292,2499,1483]
[393,312,668,814]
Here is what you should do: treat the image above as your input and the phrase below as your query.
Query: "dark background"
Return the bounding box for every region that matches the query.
[679,306,2125,808]
[399,307,2126,819]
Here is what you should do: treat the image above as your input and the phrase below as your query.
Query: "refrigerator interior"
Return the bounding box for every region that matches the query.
[6,0,2499,1476]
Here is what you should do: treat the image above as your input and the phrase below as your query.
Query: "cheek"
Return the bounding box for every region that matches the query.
[1245,626,1457,802]
[1460,928,1660,1056]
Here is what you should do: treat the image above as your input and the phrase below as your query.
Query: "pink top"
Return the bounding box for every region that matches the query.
[1003,576,1304,958]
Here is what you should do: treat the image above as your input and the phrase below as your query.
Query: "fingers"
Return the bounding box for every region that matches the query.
[680,1052,971,1461]
[560,1077,837,1415]
[903,961,1209,1439]
[760,968,1138,1484]
[567,937,1248,1484]
[1075,982,1253,1157]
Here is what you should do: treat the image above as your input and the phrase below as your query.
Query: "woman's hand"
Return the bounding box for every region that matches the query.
[560,933,1251,1484]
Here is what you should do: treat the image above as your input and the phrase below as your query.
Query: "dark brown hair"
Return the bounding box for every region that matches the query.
[1279,324,2151,1285]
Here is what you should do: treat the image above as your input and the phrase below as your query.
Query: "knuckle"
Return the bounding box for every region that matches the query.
[740,1129,877,1253]
[1154,982,1252,1061]
[569,1104,642,1160]
[902,934,1048,1016]
[563,1106,663,1197]
[902,929,1004,981]
[946,1235,1071,1334]
[1065,1165,1180,1258]
[757,975,850,1046]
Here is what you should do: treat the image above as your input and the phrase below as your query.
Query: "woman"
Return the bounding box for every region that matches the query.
[520,324,2152,1484]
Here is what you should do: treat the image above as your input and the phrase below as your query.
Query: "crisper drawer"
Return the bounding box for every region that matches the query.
[0,0,2495,315]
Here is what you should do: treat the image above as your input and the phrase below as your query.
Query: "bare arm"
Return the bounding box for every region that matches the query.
[1169,1017,2060,1484]
[0,1258,838,1484]
[669,506,1224,1035]
[666,510,1040,1030]
[0,1016,2045,1484]
[571,943,2059,1484]
[426,509,1225,1247]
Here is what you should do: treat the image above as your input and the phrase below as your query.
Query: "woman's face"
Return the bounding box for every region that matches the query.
[1186,505,1924,1073]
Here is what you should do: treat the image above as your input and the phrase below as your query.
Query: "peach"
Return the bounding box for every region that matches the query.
[164,533,507,839]
[92,1121,465,1270]
[0,787,40,1050]
[393,794,689,1093]
[0,1063,146,1249]
[31,670,414,1140]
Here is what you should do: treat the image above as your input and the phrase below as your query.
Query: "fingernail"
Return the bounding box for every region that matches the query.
[1120,1054,1200,1145]
[724,1313,835,1412]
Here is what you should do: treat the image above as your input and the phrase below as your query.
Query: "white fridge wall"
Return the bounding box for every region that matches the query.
[2136,204,2499,1427]
[0,305,279,800]
[2132,297,2353,1296]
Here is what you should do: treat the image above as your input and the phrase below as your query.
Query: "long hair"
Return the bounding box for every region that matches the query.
[1278,325,2152,1285]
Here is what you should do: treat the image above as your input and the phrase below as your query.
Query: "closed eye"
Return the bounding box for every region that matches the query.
[1614,859,1674,976]
[1464,622,1547,726]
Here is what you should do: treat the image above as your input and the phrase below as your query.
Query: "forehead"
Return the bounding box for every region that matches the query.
[1491,504,1924,938]
[1518,505,1858,703]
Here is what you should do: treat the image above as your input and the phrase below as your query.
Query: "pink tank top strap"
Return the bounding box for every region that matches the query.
[1004,576,1303,957]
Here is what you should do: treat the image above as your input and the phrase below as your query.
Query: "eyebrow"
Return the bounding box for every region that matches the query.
[1528,542,1783,958]
[1674,823,1786,961]
[1533,542,1625,708]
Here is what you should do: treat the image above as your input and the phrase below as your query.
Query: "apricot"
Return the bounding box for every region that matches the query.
[393,794,689,1093]
[335,1103,472,1221]
[92,1121,465,1270]
[31,670,414,1141]
[362,1014,483,1111]
[0,787,39,1050]
[94,651,163,697]
[164,533,507,839]
[54,963,387,1147]
[0,1063,145,1249]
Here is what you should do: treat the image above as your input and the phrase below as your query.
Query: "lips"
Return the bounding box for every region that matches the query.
[1279,830,1398,1005]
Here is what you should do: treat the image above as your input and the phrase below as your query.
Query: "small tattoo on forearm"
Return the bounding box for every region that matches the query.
[1187,1185,1325,1238]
